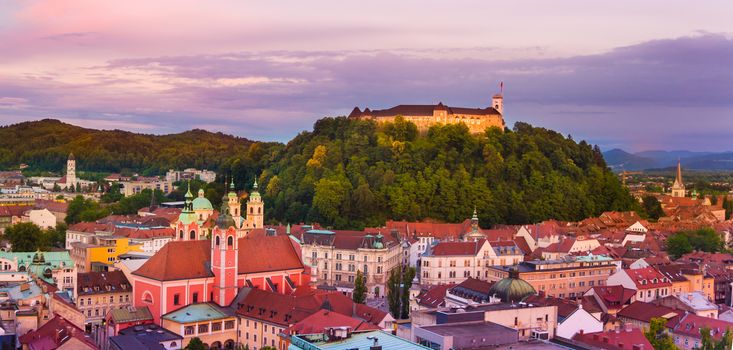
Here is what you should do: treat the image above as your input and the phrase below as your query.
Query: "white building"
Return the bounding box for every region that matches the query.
[555,305,604,339]
[166,168,217,183]
[420,239,523,285]
[24,208,57,229]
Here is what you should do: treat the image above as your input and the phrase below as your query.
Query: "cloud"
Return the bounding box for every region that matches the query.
[0,33,732,150]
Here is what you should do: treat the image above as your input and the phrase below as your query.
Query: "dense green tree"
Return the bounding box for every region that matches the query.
[101,183,123,203]
[353,270,367,304]
[65,195,110,224]
[666,233,693,259]
[386,265,416,319]
[46,223,67,248]
[186,337,206,350]
[666,228,724,259]
[257,117,635,229]
[644,317,678,350]
[4,223,46,251]
[642,195,665,220]
[109,189,166,215]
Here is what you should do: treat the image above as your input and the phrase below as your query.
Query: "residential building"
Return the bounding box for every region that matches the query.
[237,287,393,350]
[572,325,653,350]
[616,301,679,329]
[109,323,182,350]
[655,291,718,318]
[166,168,217,183]
[300,229,402,297]
[119,177,173,196]
[282,309,380,348]
[70,235,144,272]
[667,312,733,350]
[414,322,518,350]
[23,208,57,229]
[104,306,155,349]
[19,314,98,350]
[486,254,620,299]
[76,270,132,338]
[161,303,237,349]
[0,251,76,293]
[582,285,636,315]
[429,239,525,285]
[606,267,672,302]
[540,237,601,260]
[290,330,430,350]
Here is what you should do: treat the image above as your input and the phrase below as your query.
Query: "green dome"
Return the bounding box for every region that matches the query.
[488,269,536,303]
[192,190,213,211]
[178,211,197,225]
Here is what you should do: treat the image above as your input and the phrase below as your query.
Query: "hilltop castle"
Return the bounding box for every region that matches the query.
[348,92,505,134]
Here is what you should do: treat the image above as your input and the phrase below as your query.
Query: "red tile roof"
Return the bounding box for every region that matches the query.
[573,326,652,350]
[35,199,69,213]
[19,314,97,349]
[416,284,454,308]
[0,205,32,217]
[617,301,678,323]
[133,240,213,281]
[589,285,636,311]
[284,309,379,336]
[431,239,486,256]
[77,270,131,296]
[667,312,733,341]
[623,267,672,290]
[236,287,385,327]
[133,235,304,281]
[68,222,112,233]
[113,228,175,239]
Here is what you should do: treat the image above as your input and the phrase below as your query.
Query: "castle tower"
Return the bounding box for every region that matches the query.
[671,159,686,197]
[211,226,238,306]
[176,182,201,240]
[246,178,264,229]
[66,153,77,189]
[492,94,503,115]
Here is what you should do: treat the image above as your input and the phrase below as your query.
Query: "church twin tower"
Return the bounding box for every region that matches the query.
[175,178,264,242]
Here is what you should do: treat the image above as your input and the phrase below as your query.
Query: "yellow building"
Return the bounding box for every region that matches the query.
[71,236,144,272]
[657,265,715,301]
[161,303,237,349]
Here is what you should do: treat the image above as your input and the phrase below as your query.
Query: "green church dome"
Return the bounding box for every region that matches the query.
[488,268,536,303]
[192,189,213,210]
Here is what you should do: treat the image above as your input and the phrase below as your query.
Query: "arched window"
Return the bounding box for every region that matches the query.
[215,236,220,246]
[258,207,261,214]
[250,207,253,214]
[142,291,153,304]
[179,230,184,239]
[199,214,203,220]
[227,236,234,246]
[190,230,196,240]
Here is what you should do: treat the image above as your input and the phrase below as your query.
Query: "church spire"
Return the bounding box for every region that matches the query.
[675,159,683,185]
[671,159,686,197]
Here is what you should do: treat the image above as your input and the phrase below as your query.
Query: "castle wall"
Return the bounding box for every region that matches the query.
[369,114,504,134]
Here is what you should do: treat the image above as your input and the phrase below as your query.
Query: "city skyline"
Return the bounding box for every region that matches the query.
[1,1,732,151]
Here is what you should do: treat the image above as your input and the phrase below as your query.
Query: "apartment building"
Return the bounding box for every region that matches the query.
[486,254,621,299]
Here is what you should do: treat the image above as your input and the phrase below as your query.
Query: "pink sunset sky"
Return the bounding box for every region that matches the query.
[1,1,732,151]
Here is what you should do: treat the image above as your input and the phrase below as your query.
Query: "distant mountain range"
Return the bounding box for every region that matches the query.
[603,149,733,171]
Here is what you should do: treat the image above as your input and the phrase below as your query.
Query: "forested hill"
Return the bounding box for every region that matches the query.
[258,117,637,229]
[0,119,280,175]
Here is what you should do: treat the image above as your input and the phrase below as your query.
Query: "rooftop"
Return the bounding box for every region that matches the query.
[162,302,233,324]
[291,330,430,350]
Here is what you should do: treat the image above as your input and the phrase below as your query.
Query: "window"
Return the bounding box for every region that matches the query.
[349,254,355,261]
[185,326,195,335]
[119,295,123,303]
[198,324,209,333]
[109,296,114,303]
[190,230,196,240]
[228,236,233,246]
[348,275,355,283]
[174,294,180,305]
[450,260,456,267]
[193,292,199,303]
[225,320,235,329]
[212,322,222,331]
[335,274,341,281]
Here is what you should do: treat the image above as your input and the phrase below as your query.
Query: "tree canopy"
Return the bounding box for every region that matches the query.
[252,117,636,229]
[666,228,724,259]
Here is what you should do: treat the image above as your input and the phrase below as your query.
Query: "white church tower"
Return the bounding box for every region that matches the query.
[66,153,77,189]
